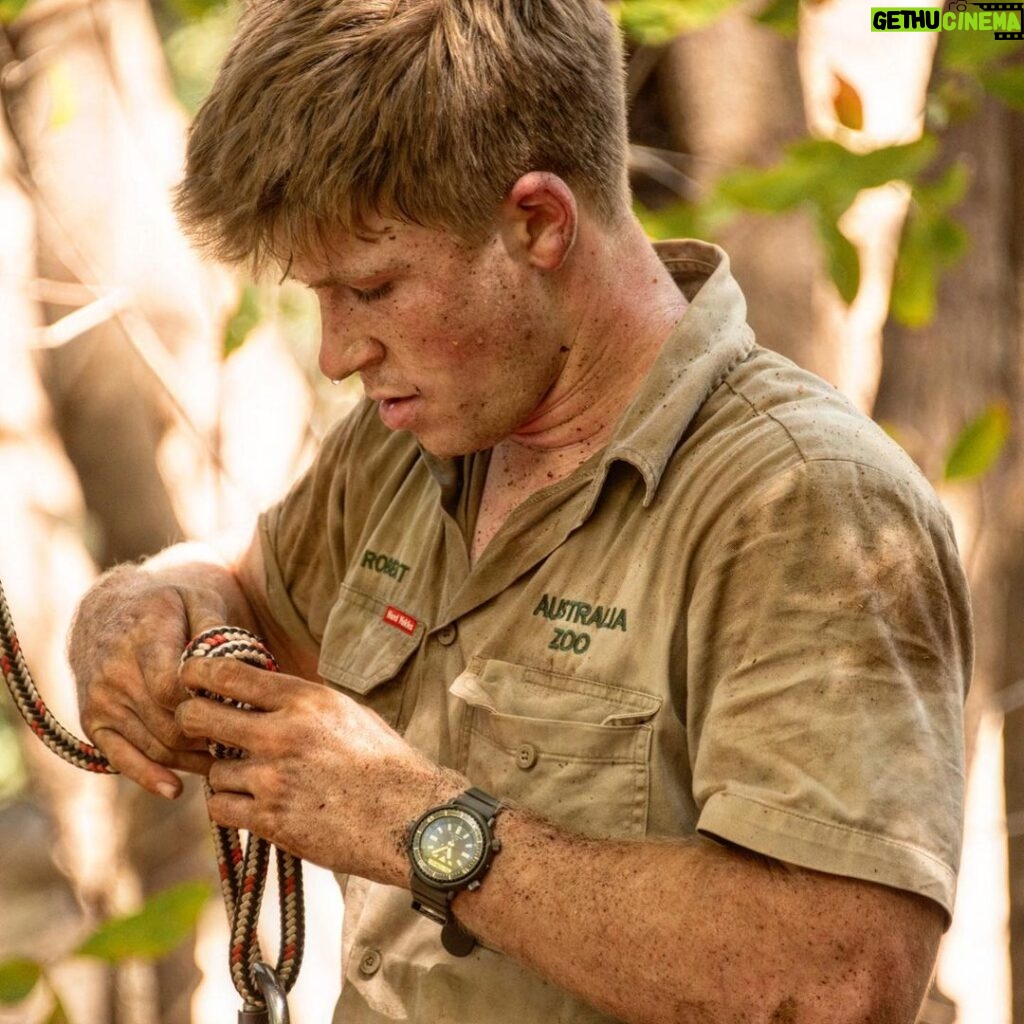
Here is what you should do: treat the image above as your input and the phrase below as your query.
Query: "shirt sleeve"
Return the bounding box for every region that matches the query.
[686,457,973,918]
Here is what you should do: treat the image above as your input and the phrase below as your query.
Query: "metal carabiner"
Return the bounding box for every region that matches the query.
[237,962,290,1024]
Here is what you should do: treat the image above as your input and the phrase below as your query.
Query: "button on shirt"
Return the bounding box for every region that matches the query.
[259,241,972,1024]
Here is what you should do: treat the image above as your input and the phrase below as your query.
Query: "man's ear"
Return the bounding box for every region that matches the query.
[499,172,578,271]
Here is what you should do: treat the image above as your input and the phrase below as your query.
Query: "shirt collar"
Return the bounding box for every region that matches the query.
[595,239,755,507]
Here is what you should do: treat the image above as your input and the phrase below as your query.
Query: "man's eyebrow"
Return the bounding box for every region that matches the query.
[304,272,343,290]
[291,263,396,291]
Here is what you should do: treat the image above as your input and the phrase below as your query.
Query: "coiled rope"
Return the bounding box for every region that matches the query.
[0,576,303,1017]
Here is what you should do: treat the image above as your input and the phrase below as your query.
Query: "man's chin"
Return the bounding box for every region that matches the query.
[416,435,491,460]
[410,422,504,460]
[380,401,513,459]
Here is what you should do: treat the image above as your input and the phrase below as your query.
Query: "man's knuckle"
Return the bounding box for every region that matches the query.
[150,717,184,749]
[150,673,182,708]
[266,771,289,804]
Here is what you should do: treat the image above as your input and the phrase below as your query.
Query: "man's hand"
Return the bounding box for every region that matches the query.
[176,657,464,882]
[69,565,234,799]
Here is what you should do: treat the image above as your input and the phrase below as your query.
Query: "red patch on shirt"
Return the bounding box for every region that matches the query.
[383,606,417,635]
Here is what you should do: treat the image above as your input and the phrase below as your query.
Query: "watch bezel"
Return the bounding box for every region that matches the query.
[409,805,494,890]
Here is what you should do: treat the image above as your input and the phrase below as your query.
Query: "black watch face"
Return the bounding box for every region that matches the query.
[413,808,485,883]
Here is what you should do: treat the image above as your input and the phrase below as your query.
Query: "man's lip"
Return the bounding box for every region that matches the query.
[377,394,420,431]
[366,391,415,402]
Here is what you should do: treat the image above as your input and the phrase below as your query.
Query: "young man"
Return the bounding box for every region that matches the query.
[70,1,972,1021]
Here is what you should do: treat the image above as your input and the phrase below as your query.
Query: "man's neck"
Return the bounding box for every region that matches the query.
[502,222,686,467]
[472,222,688,560]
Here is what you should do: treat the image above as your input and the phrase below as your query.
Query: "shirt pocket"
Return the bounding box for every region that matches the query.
[318,582,424,727]
[450,656,662,839]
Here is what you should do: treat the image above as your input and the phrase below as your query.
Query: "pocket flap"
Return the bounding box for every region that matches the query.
[449,656,662,727]
[451,658,660,838]
[318,584,423,695]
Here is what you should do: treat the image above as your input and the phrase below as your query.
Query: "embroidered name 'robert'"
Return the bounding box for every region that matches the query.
[361,549,411,582]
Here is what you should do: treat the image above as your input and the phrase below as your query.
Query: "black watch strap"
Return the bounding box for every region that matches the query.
[457,786,503,821]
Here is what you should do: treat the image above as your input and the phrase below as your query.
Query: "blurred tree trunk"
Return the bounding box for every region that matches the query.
[0,92,114,1024]
[1,1,224,1020]
[1005,94,1024,1024]
[2,0,205,568]
[635,12,829,376]
[874,85,1024,1022]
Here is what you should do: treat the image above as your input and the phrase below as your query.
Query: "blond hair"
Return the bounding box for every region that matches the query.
[174,0,631,271]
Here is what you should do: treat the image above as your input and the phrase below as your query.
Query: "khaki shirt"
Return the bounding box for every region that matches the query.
[260,241,972,1023]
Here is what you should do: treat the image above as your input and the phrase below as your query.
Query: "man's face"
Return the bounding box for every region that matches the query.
[291,221,570,457]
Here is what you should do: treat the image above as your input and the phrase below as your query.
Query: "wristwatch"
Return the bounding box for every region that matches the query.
[408,787,504,956]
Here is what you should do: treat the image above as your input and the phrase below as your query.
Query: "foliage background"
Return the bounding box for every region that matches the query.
[0,0,1021,1021]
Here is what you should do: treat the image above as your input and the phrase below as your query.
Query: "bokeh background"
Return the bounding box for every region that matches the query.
[0,0,1021,1021]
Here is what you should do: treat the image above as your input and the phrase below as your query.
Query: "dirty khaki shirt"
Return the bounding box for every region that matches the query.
[259,241,972,1024]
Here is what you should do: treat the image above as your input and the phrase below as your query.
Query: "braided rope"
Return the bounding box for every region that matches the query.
[0,579,304,1011]
[1,578,114,774]
[182,629,305,1005]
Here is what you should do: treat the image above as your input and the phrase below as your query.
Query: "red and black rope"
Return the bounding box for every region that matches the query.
[0,578,303,1014]
[1,579,114,775]
[182,628,305,1005]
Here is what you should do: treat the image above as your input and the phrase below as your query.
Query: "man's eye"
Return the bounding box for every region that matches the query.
[352,282,393,304]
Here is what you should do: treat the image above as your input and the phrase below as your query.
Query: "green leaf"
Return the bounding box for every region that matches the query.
[0,958,42,1004]
[981,64,1024,111]
[46,998,71,1024]
[832,136,937,199]
[890,163,970,328]
[167,0,228,19]
[75,881,212,963]
[634,194,737,241]
[636,200,701,240]
[716,137,936,219]
[715,141,836,213]
[938,30,1023,76]
[0,0,29,23]
[943,404,1011,482]
[617,0,745,43]
[817,216,860,303]
[754,0,800,35]
[164,3,241,114]
[890,213,967,326]
[711,135,938,309]
[223,285,263,359]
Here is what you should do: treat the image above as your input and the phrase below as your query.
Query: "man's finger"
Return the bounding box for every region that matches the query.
[204,790,258,834]
[84,693,213,768]
[92,726,187,800]
[179,657,291,710]
[207,757,260,797]
[177,693,268,751]
[175,583,232,637]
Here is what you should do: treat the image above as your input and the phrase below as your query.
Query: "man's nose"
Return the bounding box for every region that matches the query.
[317,326,386,384]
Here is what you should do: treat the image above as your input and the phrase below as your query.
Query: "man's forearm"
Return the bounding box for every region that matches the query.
[451,810,942,1024]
